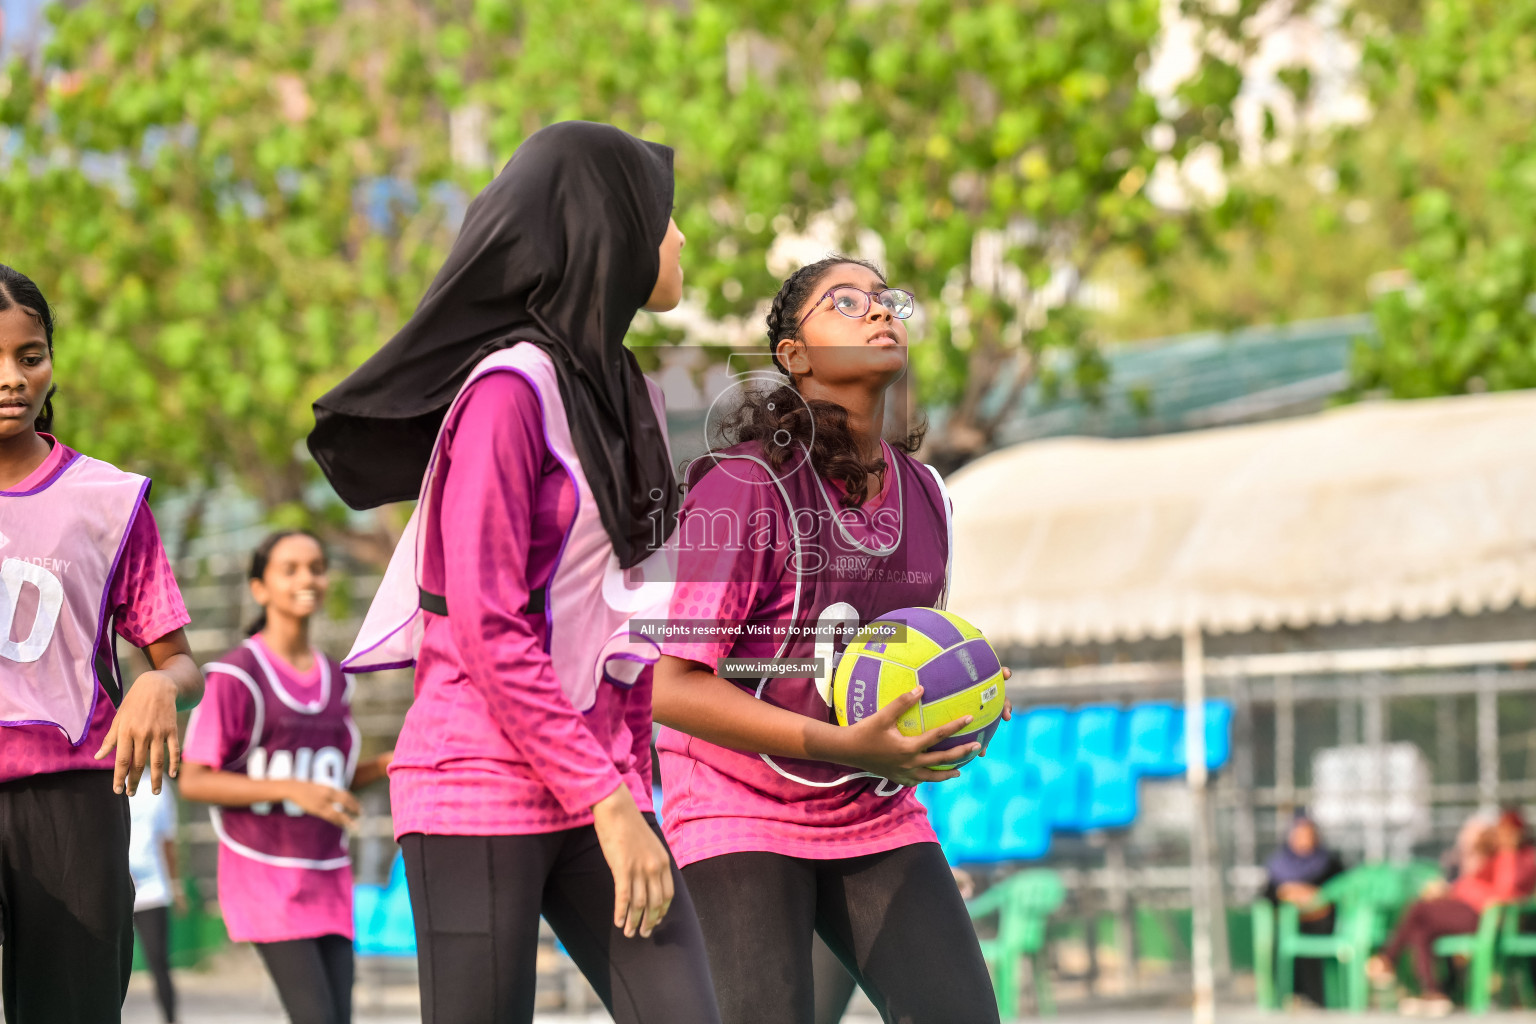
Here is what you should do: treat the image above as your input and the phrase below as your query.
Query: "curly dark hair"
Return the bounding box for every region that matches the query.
[714,254,925,507]
[0,265,57,433]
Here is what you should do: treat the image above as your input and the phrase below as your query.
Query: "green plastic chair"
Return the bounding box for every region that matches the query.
[1252,899,1279,1010]
[1276,865,1409,1011]
[1430,903,1503,1013]
[968,870,1066,1019]
[1497,897,1536,1007]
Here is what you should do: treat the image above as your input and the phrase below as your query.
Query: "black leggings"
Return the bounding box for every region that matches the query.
[0,770,134,1024]
[400,816,720,1024]
[134,906,178,1023]
[683,842,999,1024]
[813,934,859,1024]
[255,933,354,1024]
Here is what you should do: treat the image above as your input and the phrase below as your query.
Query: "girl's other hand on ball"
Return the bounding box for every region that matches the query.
[978,668,1014,758]
[821,687,979,786]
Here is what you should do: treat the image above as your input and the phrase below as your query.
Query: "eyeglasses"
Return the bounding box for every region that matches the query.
[797,286,917,330]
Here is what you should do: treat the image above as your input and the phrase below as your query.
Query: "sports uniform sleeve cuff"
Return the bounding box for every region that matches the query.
[550,768,628,818]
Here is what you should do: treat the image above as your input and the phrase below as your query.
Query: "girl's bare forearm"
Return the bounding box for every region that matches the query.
[651,658,848,765]
[177,764,296,808]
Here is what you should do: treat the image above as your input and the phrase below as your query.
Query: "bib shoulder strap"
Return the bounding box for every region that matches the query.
[69,453,149,489]
[921,462,955,609]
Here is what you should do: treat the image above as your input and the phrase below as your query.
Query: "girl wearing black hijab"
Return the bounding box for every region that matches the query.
[309,122,719,1024]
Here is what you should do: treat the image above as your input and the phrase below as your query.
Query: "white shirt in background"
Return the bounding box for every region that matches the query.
[128,783,178,911]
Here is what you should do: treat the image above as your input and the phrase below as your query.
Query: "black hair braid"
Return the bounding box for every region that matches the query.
[0,265,58,433]
[764,255,882,374]
[716,254,925,507]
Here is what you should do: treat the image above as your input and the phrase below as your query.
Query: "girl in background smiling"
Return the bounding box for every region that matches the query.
[181,530,391,1024]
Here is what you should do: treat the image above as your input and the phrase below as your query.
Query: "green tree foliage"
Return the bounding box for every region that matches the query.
[1091,162,1402,343]
[1343,0,1536,397]
[0,0,457,527]
[0,0,1285,525]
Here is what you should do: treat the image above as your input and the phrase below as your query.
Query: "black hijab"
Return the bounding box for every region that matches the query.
[307,121,678,568]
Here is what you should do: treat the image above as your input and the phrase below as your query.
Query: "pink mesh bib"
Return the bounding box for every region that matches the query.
[0,451,148,744]
[344,344,675,711]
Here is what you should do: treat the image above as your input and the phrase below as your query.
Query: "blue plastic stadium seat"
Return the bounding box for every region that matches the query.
[924,749,1000,859]
[916,778,950,815]
[353,885,384,954]
[984,710,1031,764]
[944,791,1000,863]
[1166,700,1236,772]
[996,753,1052,858]
[997,792,1051,859]
[938,753,1019,862]
[1072,705,1125,761]
[355,852,417,957]
[1126,703,1181,777]
[1020,708,1079,829]
[1076,758,1138,830]
[918,699,1235,863]
[1203,701,1233,770]
[969,752,1017,791]
[1065,706,1135,830]
[373,884,417,956]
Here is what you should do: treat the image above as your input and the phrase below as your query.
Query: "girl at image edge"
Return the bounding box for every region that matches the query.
[0,264,203,1023]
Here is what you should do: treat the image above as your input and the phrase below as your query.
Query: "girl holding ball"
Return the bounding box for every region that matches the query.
[653,256,1009,1024]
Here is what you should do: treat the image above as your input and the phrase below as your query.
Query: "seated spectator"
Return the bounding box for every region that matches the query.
[1441,812,1496,885]
[1264,811,1345,1006]
[1367,809,1536,1016]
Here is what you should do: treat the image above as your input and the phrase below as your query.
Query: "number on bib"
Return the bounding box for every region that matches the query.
[246,745,348,818]
[811,602,860,706]
[312,747,346,791]
[0,558,65,663]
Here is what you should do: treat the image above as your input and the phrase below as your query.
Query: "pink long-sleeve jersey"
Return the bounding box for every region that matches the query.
[387,372,654,837]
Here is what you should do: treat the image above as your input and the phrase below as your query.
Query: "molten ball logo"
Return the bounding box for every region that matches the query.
[850,674,870,721]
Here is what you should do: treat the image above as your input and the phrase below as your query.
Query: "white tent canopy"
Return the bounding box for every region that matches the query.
[946,390,1536,648]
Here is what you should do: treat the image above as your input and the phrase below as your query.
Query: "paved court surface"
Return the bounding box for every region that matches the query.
[124,983,1536,1023]
[121,950,1534,1023]
[123,995,1536,1023]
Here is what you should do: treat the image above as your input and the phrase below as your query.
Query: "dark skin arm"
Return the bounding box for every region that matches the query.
[95,628,203,796]
[178,761,361,830]
[351,751,394,790]
[163,838,186,913]
[653,655,982,786]
[179,750,393,828]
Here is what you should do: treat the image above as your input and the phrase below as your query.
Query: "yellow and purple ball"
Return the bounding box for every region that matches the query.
[832,607,1006,770]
